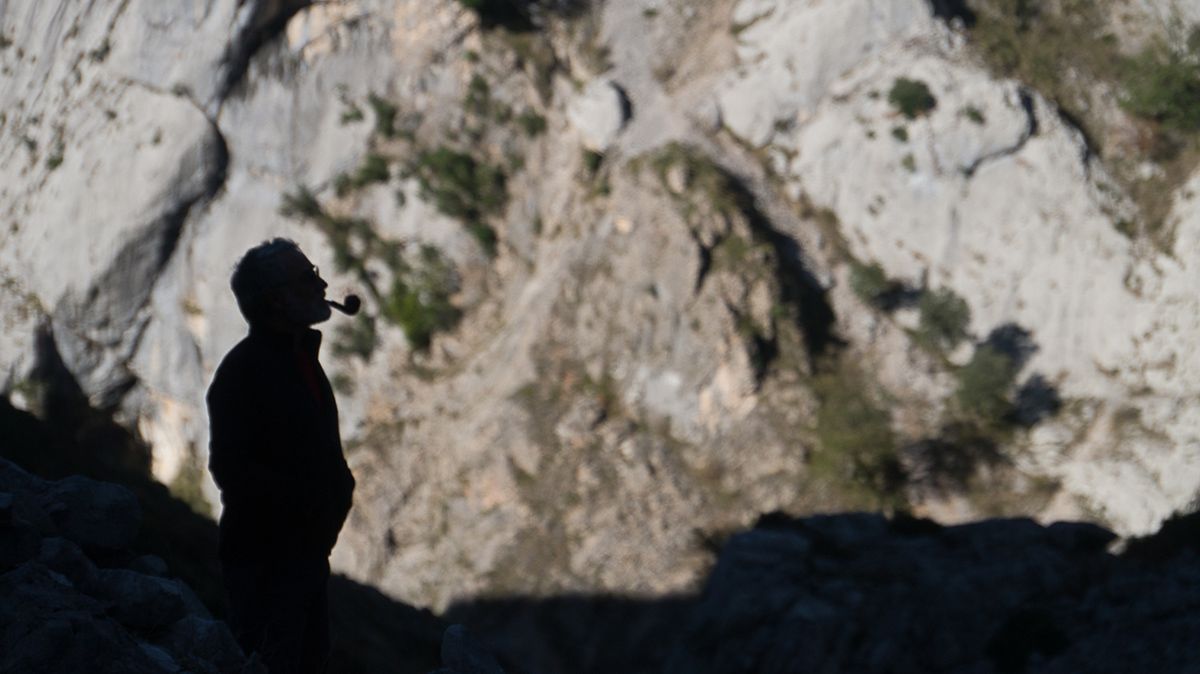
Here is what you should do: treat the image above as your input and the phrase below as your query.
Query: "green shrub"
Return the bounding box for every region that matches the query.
[343,168,388,197]
[333,314,378,361]
[955,344,1018,423]
[888,77,937,119]
[333,172,353,198]
[414,147,508,255]
[810,368,905,505]
[381,245,462,350]
[849,260,891,305]
[517,110,547,136]
[279,186,324,219]
[353,153,390,187]
[367,93,399,138]
[891,126,909,142]
[582,148,604,175]
[961,105,986,124]
[646,142,746,217]
[466,222,498,257]
[330,372,356,395]
[340,102,364,124]
[917,287,970,351]
[465,74,492,117]
[1121,48,1200,132]
[325,216,373,274]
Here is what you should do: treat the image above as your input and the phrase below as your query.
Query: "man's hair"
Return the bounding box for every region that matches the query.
[230,238,302,324]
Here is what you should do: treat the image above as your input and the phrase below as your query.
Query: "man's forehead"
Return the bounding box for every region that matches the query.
[273,247,312,269]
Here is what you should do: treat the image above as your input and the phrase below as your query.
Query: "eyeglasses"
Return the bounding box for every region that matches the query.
[298,265,321,284]
[270,264,322,289]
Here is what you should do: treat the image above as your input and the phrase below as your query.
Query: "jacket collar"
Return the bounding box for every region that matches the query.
[248,324,323,356]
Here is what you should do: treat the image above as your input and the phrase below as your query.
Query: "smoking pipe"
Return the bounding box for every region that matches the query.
[327,294,361,316]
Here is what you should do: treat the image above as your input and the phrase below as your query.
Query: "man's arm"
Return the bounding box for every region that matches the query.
[207,366,308,506]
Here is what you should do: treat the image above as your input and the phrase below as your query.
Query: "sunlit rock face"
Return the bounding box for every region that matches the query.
[713,0,1200,534]
[4,0,1200,612]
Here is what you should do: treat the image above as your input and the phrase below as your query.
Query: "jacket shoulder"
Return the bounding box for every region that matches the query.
[207,337,262,400]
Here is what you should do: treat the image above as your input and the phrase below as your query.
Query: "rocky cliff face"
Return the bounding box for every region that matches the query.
[4,0,1200,615]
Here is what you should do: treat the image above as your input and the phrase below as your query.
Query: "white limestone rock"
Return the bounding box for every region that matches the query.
[716,0,936,148]
[567,79,632,152]
[713,0,1200,533]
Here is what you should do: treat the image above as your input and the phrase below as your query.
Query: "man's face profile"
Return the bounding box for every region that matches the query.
[267,248,331,329]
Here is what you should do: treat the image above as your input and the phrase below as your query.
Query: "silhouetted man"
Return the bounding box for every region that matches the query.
[207,239,355,673]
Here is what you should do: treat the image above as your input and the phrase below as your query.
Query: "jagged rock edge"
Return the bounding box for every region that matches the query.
[960,88,1038,178]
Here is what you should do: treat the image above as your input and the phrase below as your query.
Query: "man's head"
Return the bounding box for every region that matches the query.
[231,238,331,330]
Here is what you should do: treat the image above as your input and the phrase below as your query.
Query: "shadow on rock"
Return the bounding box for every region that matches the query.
[1,326,448,673]
[440,511,1200,674]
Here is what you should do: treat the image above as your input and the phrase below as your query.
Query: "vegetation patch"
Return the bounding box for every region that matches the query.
[915,287,971,353]
[412,147,508,256]
[848,260,907,310]
[517,110,548,136]
[367,93,400,138]
[382,245,462,351]
[1121,46,1200,133]
[809,363,906,509]
[639,142,841,375]
[335,153,390,197]
[961,105,986,124]
[464,74,512,122]
[280,186,463,351]
[340,101,364,125]
[888,78,938,119]
[332,314,378,361]
[962,0,1200,251]
[955,344,1019,425]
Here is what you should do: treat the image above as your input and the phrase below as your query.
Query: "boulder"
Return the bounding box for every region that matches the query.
[0,520,40,572]
[567,79,632,152]
[163,616,259,674]
[91,568,189,632]
[0,563,166,674]
[433,624,506,674]
[37,536,99,589]
[0,491,12,526]
[40,475,140,550]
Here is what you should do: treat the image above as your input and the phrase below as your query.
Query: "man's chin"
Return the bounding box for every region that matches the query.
[311,304,333,324]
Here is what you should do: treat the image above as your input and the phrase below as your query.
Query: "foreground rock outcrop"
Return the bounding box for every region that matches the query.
[665,513,1200,673]
[0,458,254,673]
[455,512,1200,674]
[6,441,1199,673]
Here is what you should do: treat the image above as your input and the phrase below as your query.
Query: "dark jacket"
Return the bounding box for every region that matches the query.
[207,326,355,563]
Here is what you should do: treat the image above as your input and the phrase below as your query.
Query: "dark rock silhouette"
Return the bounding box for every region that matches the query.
[0,457,255,673]
[449,513,1200,674]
